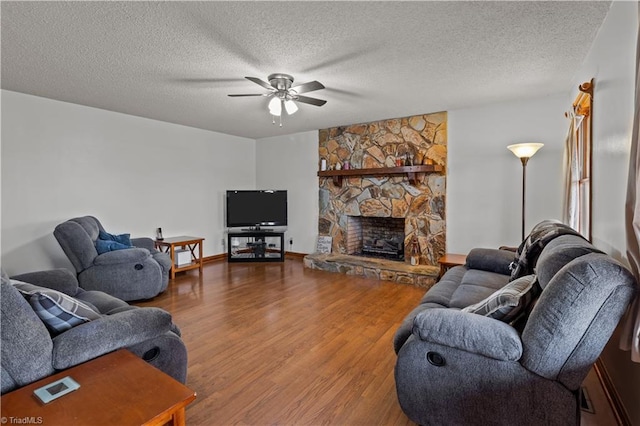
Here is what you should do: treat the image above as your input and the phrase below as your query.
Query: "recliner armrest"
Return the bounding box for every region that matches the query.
[93,247,151,265]
[51,307,173,369]
[131,237,156,252]
[465,248,515,275]
[10,269,80,296]
[412,308,523,361]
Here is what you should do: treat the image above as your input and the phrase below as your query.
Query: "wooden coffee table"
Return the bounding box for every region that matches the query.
[155,236,205,279]
[1,349,196,426]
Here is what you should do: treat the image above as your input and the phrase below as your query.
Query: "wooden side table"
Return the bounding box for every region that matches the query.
[437,253,467,279]
[1,349,196,426]
[155,236,204,279]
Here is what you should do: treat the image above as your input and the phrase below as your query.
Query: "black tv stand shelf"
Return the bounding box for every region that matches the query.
[227,230,285,263]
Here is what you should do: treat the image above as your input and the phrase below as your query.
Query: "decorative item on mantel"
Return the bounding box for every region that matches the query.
[404,154,413,166]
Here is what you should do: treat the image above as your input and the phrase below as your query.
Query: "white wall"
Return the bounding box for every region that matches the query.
[255,131,319,254]
[1,90,256,275]
[579,1,636,262]
[447,95,567,253]
[571,1,640,423]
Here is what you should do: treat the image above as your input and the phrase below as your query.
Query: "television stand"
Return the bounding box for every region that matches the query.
[227,230,285,263]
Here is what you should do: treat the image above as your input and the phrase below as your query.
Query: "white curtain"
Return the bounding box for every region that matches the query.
[621,3,640,362]
[563,113,580,231]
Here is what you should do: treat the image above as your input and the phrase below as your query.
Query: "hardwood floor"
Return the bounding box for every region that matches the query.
[136,258,618,425]
[136,258,424,425]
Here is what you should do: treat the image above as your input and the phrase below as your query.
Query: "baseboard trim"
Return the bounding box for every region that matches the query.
[204,254,226,263]
[285,251,307,259]
[203,253,306,262]
[594,358,631,426]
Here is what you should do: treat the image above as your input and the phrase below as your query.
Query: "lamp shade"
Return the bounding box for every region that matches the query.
[507,143,544,159]
[268,97,282,116]
[284,100,298,115]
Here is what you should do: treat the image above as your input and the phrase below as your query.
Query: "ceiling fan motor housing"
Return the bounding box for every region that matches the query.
[268,73,294,93]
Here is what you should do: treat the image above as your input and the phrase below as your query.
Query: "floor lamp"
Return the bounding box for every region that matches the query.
[507,143,544,241]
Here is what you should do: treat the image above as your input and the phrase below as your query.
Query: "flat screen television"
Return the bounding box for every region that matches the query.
[226,190,288,228]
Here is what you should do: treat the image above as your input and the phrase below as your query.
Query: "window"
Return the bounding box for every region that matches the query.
[564,79,593,240]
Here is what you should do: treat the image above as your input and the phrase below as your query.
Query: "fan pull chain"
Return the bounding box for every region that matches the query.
[279,115,282,127]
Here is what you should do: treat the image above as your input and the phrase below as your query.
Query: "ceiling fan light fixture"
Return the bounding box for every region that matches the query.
[268,97,282,116]
[229,73,326,125]
[284,100,298,115]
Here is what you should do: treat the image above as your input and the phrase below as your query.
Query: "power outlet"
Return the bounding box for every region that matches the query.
[289,238,293,246]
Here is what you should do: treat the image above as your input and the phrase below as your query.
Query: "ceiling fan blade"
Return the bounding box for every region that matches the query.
[292,80,325,94]
[245,76,274,91]
[295,95,327,107]
[228,93,269,97]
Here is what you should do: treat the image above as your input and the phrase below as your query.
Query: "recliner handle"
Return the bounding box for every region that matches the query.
[427,351,446,367]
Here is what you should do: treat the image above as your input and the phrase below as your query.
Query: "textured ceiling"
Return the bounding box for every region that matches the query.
[1,1,611,139]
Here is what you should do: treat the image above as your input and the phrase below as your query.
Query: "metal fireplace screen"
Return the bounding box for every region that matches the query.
[346,216,405,261]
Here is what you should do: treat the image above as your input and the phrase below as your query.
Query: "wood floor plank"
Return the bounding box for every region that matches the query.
[135,259,422,425]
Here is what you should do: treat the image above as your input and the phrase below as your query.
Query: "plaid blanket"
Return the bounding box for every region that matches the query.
[509,220,586,280]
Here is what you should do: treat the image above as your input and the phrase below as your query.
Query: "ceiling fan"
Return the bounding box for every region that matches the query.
[228,73,326,125]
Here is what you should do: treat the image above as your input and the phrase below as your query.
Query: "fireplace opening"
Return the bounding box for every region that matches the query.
[346,216,405,261]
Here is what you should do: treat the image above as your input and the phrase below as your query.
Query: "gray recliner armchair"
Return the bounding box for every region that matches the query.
[54,216,171,301]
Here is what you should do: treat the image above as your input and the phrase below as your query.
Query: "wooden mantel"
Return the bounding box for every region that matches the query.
[317,165,444,186]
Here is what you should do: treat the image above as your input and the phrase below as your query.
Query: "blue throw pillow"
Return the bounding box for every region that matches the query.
[98,230,132,247]
[95,239,132,254]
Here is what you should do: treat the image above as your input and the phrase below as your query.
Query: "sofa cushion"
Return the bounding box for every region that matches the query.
[10,269,80,297]
[521,254,636,388]
[535,235,602,289]
[74,290,131,314]
[461,274,539,322]
[448,269,511,308]
[465,248,515,275]
[11,280,101,334]
[422,266,467,307]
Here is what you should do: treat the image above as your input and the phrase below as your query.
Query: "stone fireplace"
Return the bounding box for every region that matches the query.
[304,111,447,288]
